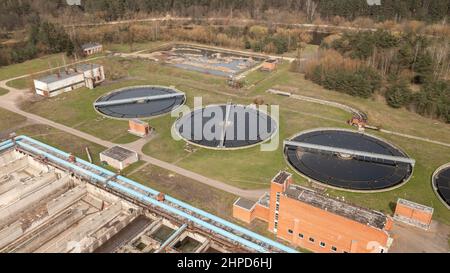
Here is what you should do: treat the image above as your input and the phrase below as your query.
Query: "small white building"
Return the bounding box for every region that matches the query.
[82,43,103,56]
[100,146,139,171]
[34,64,105,97]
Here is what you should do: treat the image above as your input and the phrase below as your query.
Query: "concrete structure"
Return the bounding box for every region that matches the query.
[128,119,151,137]
[394,199,433,230]
[82,43,103,56]
[34,64,105,97]
[100,146,139,171]
[0,136,297,253]
[233,171,394,253]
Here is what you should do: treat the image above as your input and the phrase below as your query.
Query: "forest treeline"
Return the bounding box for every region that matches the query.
[296,30,450,123]
[1,0,449,31]
[0,0,448,123]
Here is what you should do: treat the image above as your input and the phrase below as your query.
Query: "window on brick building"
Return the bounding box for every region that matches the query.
[298,233,304,239]
[288,229,293,234]
[331,246,337,252]
[309,237,315,243]
[320,242,326,248]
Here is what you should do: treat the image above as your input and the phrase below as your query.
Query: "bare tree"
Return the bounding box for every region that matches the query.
[306,0,318,23]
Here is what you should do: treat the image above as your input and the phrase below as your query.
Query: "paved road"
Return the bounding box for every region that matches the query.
[0,74,267,200]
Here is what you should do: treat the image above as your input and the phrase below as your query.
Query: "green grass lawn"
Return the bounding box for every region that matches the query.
[0,87,9,96]
[6,77,31,89]
[0,108,27,132]
[0,54,67,81]
[17,124,107,165]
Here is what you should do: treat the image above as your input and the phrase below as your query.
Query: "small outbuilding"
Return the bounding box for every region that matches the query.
[82,43,103,56]
[128,119,152,137]
[261,59,278,72]
[394,198,433,230]
[100,146,139,170]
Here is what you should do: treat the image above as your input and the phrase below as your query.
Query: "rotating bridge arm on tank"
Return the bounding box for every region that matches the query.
[94,93,185,107]
[284,140,415,166]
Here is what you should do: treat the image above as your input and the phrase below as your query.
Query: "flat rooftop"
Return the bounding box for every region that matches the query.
[131,119,149,126]
[82,43,102,50]
[35,64,101,84]
[284,185,387,229]
[273,171,291,184]
[397,198,434,214]
[234,198,256,210]
[101,146,137,161]
[36,70,81,84]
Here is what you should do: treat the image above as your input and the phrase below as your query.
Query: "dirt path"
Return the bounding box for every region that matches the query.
[389,221,450,253]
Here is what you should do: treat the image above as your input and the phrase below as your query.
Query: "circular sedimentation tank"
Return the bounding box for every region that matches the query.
[174,104,277,150]
[94,85,186,119]
[432,164,450,208]
[284,128,414,192]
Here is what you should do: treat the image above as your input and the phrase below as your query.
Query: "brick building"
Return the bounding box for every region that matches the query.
[394,198,433,230]
[233,171,393,253]
[128,119,152,137]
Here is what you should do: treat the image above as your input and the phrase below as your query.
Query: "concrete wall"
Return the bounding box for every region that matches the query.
[0,150,21,167]
[84,46,102,56]
[0,157,28,177]
[0,175,71,225]
[47,74,84,92]
[47,185,87,216]
[0,222,23,249]
[0,172,59,206]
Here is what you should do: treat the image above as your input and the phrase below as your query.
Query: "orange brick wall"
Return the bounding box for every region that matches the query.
[233,205,253,224]
[129,120,149,135]
[395,203,433,226]
[233,203,269,224]
[268,177,293,232]
[252,204,270,222]
[275,195,390,253]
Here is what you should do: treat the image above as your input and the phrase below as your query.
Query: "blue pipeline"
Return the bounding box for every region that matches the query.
[107,182,269,252]
[11,135,298,253]
[16,141,109,183]
[0,140,13,152]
